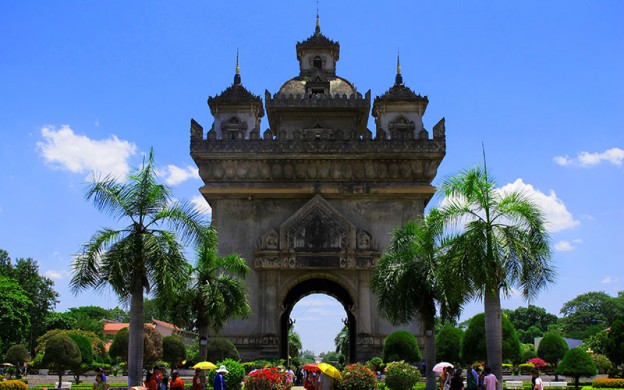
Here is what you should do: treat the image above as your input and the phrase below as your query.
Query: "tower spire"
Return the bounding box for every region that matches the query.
[395,50,403,85]
[315,2,321,35]
[234,49,241,85]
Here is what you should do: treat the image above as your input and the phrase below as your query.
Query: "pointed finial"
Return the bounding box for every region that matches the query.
[233,49,241,85]
[315,2,321,35]
[395,50,403,85]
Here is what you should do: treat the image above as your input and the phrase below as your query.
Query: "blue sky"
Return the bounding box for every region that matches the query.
[1,1,623,355]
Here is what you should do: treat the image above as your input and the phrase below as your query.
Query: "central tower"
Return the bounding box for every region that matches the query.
[190,17,446,361]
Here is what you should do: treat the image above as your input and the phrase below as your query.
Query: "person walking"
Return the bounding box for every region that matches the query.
[450,369,464,390]
[214,365,229,390]
[532,370,544,390]
[192,368,206,390]
[466,364,478,390]
[483,367,498,390]
[169,371,185,390]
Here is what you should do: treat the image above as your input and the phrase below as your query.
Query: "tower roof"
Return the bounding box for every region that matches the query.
[296,13,340,61]
[208,52,264,116]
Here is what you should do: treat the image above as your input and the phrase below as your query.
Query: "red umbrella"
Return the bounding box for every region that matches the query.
[302,363,320,372]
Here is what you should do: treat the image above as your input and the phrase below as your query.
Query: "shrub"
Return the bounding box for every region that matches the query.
[384,361,421,390]
[336,363,377,390]
[557,348,597,390]
[527,358,548,370]
[208,358,245,390]
[538,333,568,366]
[0,380,28,390]
[436,327,464,364]
[162,336,186,369]
[518,363,535,375]
[592,378,624,388]
[244,367,290,390]
[383,331,421,363]
[590,354,612,375]
[367,357,384,373]
[604,320,624,367]
[42,334,82,386]
[206,337,240,362]
[4,345,31,366]
[461,314,521,363]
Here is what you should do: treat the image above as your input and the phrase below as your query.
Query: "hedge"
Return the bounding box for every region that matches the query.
[592,378,624,388]
[0,380,28,390]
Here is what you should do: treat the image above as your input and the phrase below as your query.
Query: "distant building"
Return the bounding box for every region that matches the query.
[103,319,197,345]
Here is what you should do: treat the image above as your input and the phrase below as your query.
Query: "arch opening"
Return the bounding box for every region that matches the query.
[280,278,357,363]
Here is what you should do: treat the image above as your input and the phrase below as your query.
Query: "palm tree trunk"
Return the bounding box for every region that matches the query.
[424,326,437,390]
[199,323,209,360]
[484,289,502,390]
[128,279,145,386]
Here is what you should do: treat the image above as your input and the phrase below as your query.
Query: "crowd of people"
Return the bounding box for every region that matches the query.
[438,364,544,390]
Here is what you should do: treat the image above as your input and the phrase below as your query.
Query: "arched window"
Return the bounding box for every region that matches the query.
[313,56,323,70]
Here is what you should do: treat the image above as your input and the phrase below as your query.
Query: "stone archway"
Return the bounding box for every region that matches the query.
[279,278,357,362]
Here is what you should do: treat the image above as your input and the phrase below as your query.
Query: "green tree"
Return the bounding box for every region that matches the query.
[556,348,596,390]
[42,334,82,387]
[69,149,206,386]
[517,325,543,344]
[299,349,316,364]
[559,292,619,340]
[438,165,554,388]
[436,326,464,364]
[162,335,186,369]
[334,326,349,361]
[4,344,31,377]
[604,319,624,367]
[45,312,77,331]
[206,337,239,362]
[109,326,163,368]
[0,276,32,351]
[182,226,250,360]
[371,211,463,390]
[289,328,302,362]
[461,313,522,364]
[383,330,421,364]
[67,333,93,384]
[537,332,568,367]
[505,305,558,332]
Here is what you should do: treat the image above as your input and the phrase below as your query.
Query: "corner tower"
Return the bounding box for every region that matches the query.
[190,18,447,362]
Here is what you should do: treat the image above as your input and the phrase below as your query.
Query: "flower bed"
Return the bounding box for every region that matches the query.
[244,367,291,390]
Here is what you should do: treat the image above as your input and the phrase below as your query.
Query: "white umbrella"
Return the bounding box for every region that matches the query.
[432,362,454,373]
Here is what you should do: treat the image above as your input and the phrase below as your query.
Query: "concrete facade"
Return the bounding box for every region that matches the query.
[190,17,446,362]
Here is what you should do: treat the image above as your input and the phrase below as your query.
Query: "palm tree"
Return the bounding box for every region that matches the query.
[189,226,251,360]
[334,325,349,361]
[438,165,554,389]
[371,210,463,390]
[70,149,206,386]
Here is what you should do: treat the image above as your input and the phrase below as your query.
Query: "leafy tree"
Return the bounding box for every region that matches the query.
[436,326,463,364]
[0,276,32,351]
[321,351,344,368]
[556,348,596,390]
[560,292,620,340]
[162,335,186,369]
[521,343,537,362]
[438,165,554,388]
[537,332,568,366]
[206,337,239,362]
[42,334,82,387]
[36,329,108,363]
[289,328,302,361]
[383,330,421,364]
[45,312,77,331]
[334,326,348,361]
[67,333,93,384]
[299,349,316,364]
[461,313,521,364]
[4,344,31,376]
[69,149,206,386]
[371,211,463,390]
[11,258,59,350]
[517,325,543,344]
[582,329,609,355]
[590,353,613,374]
[109,326,163,368]
[505,305,558,332]
[180,226,250,360]
[604,319,624,367]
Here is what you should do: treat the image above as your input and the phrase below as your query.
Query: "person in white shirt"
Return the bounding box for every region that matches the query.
[532,370,544,390]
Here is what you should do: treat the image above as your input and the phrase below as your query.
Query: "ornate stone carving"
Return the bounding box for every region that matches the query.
[389,115,416,140]
[433,117,446,140]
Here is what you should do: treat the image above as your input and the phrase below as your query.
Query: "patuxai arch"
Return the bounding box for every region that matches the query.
[190,17,446,362]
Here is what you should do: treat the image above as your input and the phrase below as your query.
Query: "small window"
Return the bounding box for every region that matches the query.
[313,56,323,70]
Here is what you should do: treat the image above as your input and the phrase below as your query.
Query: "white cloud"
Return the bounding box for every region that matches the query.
[554,240,574,252]
[500,179,579,233]
[601,276,619,284]
[554,147,624,167]
[162,164,200,185]
[191,195,212,216]
[37,125,137,179]
[45,269,69,280]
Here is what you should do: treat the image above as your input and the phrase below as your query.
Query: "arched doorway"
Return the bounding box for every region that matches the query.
[280,278,357,363]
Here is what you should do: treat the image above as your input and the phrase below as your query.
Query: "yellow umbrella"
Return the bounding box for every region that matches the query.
[192,361,217,370]
[317,362,342,380]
